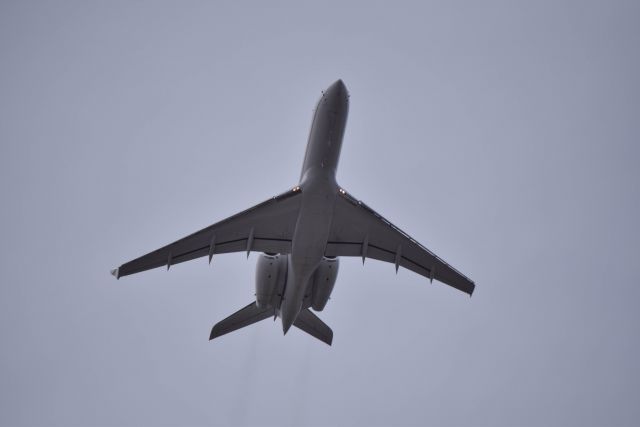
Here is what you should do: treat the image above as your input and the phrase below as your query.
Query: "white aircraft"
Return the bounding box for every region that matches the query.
[111,80,475,345]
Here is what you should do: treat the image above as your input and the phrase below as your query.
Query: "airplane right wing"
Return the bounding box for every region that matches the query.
[112,187,303,279]
[325,189,475,295]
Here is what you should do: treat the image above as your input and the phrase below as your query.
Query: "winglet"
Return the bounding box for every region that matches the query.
[110,268,120,279]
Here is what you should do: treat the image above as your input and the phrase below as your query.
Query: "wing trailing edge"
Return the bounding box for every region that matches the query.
[111,187,303,279]
[326,189,475,295]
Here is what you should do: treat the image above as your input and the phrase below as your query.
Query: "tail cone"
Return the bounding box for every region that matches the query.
[280,299,301,335]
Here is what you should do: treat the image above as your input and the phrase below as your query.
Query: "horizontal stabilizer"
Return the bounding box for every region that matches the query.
[210,302,273,340]
[293,309,333,346]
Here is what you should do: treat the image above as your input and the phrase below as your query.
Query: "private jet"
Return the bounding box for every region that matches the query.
[111,80,475,345]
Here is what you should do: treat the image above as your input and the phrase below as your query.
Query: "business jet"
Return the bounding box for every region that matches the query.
[111,80,475,345]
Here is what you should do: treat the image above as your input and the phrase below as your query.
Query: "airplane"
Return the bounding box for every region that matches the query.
[111,79,475,346]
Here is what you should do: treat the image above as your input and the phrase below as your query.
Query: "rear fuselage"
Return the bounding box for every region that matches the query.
[277,79,349,333]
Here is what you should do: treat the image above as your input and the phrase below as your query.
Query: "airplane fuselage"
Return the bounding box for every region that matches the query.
[279,80,349,333]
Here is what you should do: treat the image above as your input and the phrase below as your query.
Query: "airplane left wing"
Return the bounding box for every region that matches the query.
[112,187,302,279]
[325,189,475,295]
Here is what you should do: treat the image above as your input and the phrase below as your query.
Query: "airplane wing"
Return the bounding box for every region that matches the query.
[112,187,303,279]
[325,189,475,295]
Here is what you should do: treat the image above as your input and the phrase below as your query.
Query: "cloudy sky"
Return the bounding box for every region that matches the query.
[1,1,639,426]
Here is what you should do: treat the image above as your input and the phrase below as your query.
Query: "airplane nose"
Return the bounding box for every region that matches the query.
[327,79,347,98]
[323,79,349,113]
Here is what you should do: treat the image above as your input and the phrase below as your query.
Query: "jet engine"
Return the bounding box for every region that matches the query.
[309,257,339,311]
[255,253,287,308]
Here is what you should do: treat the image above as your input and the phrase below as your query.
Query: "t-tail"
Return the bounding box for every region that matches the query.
[209,253,334,345]
[209,302,332,346]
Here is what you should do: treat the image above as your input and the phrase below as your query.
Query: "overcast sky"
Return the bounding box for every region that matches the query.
[1,1,639,426]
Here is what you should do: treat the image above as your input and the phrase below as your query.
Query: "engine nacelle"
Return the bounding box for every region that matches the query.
[310,257,339,311]
[255,253,287,308]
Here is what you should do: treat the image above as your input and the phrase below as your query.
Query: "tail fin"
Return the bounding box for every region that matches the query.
[209,302,274,341]
[293,309,333,346]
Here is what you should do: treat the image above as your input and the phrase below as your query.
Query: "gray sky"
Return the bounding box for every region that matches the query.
[1,1,639,426]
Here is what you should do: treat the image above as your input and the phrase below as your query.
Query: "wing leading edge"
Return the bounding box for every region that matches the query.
[325,189,475,295]
[112,187,302,278]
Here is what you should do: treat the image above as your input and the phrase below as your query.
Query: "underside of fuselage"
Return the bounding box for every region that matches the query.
[279,79,349,334]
